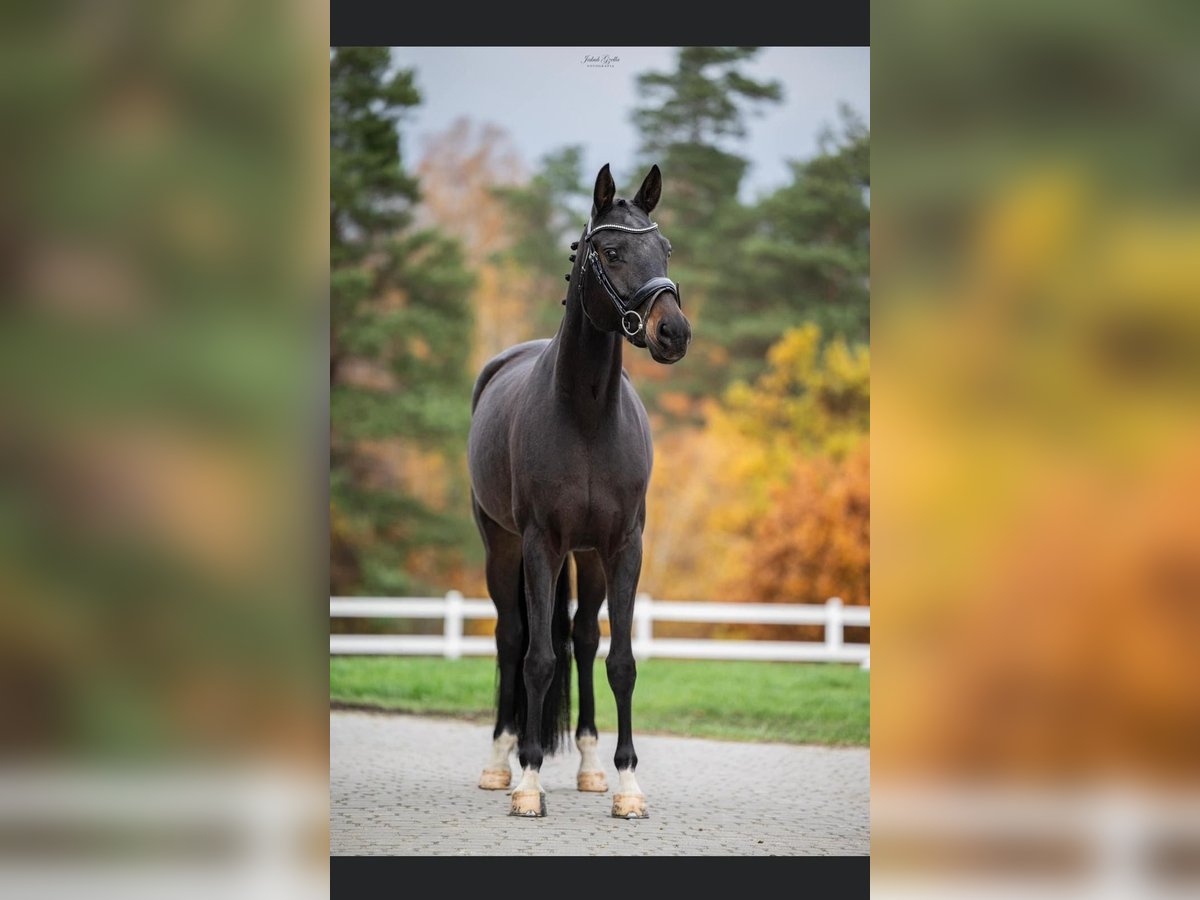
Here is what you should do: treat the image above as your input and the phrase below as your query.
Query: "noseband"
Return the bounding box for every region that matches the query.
[578,218,681,344]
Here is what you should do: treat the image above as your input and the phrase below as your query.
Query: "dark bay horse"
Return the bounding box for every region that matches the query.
[468,164,691,818]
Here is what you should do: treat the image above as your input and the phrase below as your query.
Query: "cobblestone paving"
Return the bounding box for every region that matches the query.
[331,710,869,855]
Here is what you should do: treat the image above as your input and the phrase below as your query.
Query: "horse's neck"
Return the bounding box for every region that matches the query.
[552,284,624,426]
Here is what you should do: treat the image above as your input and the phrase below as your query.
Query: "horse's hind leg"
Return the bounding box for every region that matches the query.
[474,503,524,791]
[572,549,608,793]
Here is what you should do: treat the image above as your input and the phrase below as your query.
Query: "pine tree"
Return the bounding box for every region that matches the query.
[628,49,783,421]
[633,50,870,404]
[713,105,870,385]
[633,47,783,237]
[330,48,476,596]
[491,146,591,335]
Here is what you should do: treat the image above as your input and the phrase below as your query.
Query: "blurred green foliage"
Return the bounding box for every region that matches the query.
[491,146,590,336]
[330,48,477,597]
[634,47,783,237]
[714,110,870,376]
[0,1,326,768]
[629,49,870,419]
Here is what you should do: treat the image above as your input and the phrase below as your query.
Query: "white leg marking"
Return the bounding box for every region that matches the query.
[617,768,643,796]
[487,730,516,771]
[611,767,647,817]
[576,734,608,791]
[514,766,543,795]
[577,734,604,775]
[479,730,516,789]
[510,764,546,815]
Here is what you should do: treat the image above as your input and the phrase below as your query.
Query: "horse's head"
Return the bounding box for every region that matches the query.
[577,164,691,364]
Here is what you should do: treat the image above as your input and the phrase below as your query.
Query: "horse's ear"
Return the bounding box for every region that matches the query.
[593,163,615,215]
[632,164,662,214]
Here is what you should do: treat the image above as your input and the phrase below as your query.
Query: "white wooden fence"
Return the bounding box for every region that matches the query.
[330,594,870,668]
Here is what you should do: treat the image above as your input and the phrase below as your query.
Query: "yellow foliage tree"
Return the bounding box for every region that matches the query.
[641,324,870,609]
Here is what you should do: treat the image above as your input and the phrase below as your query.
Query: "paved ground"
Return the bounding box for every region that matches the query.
[331,710,869,855]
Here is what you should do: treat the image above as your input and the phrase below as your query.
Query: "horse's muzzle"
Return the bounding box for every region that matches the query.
[645,297,690,364]
[647,330,690,364]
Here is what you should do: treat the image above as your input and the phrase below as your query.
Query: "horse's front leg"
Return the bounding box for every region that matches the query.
[603,530,648,819]
[510,530,564,818]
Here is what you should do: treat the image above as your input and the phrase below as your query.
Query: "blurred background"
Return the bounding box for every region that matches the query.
[0,1,326,896]
[872,0,1200,895]
[330,45,871,624]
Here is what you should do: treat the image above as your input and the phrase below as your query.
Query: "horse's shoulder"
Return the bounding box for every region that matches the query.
[617,368,652,444]
[471,339,552,412]
[618,366,644,406]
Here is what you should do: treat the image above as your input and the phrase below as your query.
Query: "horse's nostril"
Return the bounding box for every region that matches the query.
[657,320,673,341]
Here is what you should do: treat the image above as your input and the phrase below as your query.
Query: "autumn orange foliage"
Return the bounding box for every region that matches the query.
[736,442,869,607]
[874,169,1200,781]
[416,119,543,369]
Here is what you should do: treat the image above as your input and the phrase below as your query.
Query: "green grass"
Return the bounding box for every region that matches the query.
[330,656,869,746]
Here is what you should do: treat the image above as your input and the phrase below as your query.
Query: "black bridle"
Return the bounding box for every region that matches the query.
[577,218,680,345]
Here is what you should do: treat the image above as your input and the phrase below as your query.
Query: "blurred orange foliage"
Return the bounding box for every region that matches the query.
[874,168,1200,783]
[417,118,541,369]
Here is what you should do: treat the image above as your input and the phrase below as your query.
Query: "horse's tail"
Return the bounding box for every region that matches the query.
[513,557,573,756]
[544,558,574,755]
[509,564,528,744]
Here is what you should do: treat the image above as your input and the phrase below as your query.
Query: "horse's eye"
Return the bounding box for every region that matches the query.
[604,249,618,261]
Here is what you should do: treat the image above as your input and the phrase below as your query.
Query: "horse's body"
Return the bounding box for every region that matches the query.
[470,336,652,544]
[467,164,690,818]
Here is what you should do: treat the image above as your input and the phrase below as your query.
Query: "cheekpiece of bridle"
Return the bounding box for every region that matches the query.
[576,217,680,346]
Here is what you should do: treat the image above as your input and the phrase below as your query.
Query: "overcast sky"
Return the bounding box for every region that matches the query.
[389,47,869,204]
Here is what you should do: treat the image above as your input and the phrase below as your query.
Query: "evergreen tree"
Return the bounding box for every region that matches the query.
[633,47,783,238]
[714,106,870,384]
[330,48,476,596]
[633,49,868,406]
[491,146,591,335]
[628,49,784,422]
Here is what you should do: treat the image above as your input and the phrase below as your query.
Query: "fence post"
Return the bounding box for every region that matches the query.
[633,593,653,660]
[825,597,843,658]
[445,590,463,660]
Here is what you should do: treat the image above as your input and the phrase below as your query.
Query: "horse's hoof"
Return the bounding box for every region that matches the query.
[611,793,648,819]
[478,768,512,790]
[509,790,546,817]
[577,771,608,792]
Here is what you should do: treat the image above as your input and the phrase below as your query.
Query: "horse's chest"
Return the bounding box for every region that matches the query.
[515,426,648,536]
[583,455,646,508]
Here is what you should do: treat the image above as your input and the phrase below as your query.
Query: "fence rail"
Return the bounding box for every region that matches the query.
[330,594,870,668]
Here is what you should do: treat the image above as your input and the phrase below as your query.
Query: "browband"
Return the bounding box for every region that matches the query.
[584,219,661,240]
